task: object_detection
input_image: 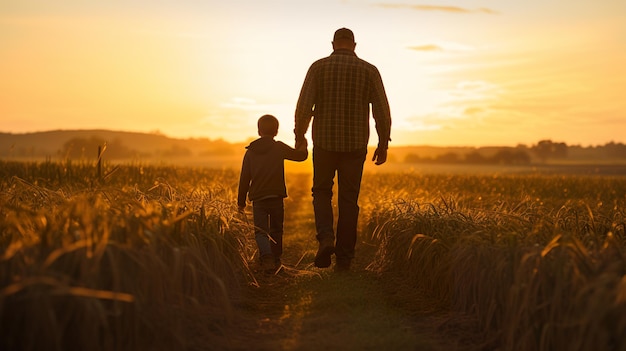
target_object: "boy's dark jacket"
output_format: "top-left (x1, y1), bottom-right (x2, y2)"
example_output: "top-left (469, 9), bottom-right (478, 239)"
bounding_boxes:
top-left (237, 137), bottom-right (307, 207)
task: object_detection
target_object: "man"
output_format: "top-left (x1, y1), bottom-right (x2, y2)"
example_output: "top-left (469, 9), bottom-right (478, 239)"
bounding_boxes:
top-left (294, 27), bottom-right (392, 271)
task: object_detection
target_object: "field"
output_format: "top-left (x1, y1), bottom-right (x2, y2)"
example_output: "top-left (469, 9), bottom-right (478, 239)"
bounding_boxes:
top-left (1, 159), bottom-right (625, 350)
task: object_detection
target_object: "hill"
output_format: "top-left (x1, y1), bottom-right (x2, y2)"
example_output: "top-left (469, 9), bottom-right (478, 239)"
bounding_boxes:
top-left (0, 129), bottom-right (246, 168)
top-left (1, 130), bottom-right (626, 172)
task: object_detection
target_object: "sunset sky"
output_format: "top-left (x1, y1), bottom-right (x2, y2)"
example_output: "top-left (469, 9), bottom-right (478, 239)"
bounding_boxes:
top-left (1, 0), bottom-right (625, 147)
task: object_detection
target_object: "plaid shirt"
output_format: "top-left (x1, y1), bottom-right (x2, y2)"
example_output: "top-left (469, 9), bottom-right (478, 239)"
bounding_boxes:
top-left (294, 49), bottom-right (391, 152)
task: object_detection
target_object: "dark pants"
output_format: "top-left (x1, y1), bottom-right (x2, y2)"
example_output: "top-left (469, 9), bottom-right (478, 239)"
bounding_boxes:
top-left (312, 146), bottom-right (367, 261)
top-left (252, 197), bottom-right (284, 259)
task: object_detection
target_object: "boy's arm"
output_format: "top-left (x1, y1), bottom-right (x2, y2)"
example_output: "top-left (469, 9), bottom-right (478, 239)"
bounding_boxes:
top-left (280, 141), bottom-right (308, 162)
top-left (237, 153), bottom-right (251, 210)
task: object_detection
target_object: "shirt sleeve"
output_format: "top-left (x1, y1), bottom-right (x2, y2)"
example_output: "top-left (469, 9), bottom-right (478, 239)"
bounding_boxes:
top-left (370, 67), bottom-right (392, 148)
top-left (294, 64), bottom-right (316, 138)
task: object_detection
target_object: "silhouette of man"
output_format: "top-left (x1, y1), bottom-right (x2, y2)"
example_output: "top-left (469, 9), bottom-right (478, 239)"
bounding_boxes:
top-left (294, 27), bottom-right (392, 271)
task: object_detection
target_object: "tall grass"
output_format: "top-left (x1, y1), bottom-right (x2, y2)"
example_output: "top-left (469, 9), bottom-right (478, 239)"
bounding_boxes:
top-left (364, 172), bottom-right (626, 350)
top-left (4, 160), bottom-right (626, 350)
top-left (0, 160), bottom-right (254, 351)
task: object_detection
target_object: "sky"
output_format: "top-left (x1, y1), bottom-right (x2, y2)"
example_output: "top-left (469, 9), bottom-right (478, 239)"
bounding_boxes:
top-left (1, 0), bottom-right (625, 147)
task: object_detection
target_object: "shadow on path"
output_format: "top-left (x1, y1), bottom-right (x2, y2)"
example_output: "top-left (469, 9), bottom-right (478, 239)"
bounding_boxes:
top-left (226, 174), bottom-right (474, 350)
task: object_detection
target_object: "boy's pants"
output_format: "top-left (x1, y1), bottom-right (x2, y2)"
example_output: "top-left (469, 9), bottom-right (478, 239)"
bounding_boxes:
top-left (252, 197), bottom-right (284, 259)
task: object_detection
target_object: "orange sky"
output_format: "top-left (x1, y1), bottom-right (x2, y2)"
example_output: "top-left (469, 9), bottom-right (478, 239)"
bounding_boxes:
top-left (1, 0), bottom-right (625, 147)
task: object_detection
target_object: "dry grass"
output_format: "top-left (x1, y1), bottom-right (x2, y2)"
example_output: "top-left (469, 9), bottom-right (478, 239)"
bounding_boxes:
top-left (0, 161), bottom-right (254, 351)
top-left (364, 172), bottom-right (626, 350)
top-left (3, 160), bottom-right (626, 350)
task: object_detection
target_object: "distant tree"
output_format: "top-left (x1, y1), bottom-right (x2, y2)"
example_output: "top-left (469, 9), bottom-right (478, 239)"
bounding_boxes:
top-left (491, 149), bottom-right (510, 164)
top-left (553, 142), bottom-right (568, 158)
top-left (491, 149), bottom-right (531, 165)
top-left (465, 151), bottom-right (487, 164)
top-left (200, 145), bottom-right (236, 156)
top-left (603, 142), bottom-right (626, 159)
top-left (161, 144), bottom-right (192, 158)
top-left (532, 140), bottom-right (552, 162)
top-left (532, 140), bottom-right (568, 162)
top-left (435, 152), bottom-right (459, 163)
top-left (513, 150), bottom-right (531, 164)
top-left (404, 153), bottom-right (423, 163)
top-left (61, 136), bottom-right (133, 159)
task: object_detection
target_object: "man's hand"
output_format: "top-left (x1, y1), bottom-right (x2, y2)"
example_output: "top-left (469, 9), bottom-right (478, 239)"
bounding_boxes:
top-left (372, 147), bottom-right (387, 165)
top-left (295, 135), bottom-right (308, 150)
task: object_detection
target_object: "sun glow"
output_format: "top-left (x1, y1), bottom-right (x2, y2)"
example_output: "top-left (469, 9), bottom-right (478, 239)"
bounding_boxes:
top-left (1, 0), bottom-right (625, 147)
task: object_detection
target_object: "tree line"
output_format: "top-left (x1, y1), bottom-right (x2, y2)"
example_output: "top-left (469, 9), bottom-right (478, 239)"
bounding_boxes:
top-left (404, 140), bottom-right (626, 165)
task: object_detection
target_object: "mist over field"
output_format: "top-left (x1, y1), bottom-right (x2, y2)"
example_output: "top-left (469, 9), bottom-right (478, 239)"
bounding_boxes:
top-left (2, 130), bottom-right (626, 176)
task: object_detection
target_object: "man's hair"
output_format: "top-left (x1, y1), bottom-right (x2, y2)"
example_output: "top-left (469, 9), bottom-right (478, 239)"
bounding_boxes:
top-left (333, 27), bottom-right (354, 43)
top-left (258, 114), bottom-right (279, 136)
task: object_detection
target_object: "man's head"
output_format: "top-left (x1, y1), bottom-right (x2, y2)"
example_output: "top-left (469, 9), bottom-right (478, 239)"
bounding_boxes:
top-left (258, 114), bottom-right (279, 137)
top-left (332, 27), bottom-right (356, 51)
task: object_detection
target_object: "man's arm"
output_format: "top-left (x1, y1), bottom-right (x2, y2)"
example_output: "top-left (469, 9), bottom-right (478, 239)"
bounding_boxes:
top-left (371, 68), bottom-right (392, 165)
top-left (294, 65), bottom-right (316, 148)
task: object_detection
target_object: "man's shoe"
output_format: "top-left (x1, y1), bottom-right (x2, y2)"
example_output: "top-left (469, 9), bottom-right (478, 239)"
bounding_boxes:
top-left (335, 258), bottom-right (351, 272)
top-left (314, 238), bottom-right (335, 268)
top-left (261, 255), bottom-right (276, 274)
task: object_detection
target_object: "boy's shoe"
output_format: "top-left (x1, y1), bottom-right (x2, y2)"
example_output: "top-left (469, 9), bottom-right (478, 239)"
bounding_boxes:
top-left (314, 238), bottom-right (335, 268)
top-left (261, 255), bottom-right (276, 274)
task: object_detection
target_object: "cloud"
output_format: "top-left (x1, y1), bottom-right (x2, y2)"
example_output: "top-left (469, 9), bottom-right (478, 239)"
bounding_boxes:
top-left (408, 44), bottom-right (443, 52)
top-left (464, 107), bottom-right (484, 116)
top-left (407, 42), bottom-right (474, 53)
top-left (375, 3), bottom-right (498, 14)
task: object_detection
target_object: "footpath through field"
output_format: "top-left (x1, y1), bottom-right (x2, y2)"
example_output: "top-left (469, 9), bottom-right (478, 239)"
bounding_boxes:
top-left (227, 174), bottom-right (473, 351)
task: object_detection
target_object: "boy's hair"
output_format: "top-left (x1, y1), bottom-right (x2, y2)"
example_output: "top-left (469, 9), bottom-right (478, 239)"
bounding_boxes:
top-left (258, 114), bottom-right (279, 136)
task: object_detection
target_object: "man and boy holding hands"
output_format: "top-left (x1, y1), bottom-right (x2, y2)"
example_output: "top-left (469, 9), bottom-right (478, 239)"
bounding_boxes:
top-left (238, 28), bottom-right (391, 274)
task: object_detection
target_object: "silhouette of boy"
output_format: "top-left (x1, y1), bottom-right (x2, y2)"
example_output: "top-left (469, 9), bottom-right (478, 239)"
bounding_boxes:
top-left (238, 114), bottom-right (308, 273)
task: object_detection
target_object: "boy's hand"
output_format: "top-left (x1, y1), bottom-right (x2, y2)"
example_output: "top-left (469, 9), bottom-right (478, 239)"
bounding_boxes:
top-left (295, 137), bottom-right (308, 150)
top-left (296, 138), bottom-right (309, 150)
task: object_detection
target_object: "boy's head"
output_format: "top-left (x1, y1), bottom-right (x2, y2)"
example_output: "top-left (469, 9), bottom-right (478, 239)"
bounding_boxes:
top-left (258, 114), bottom-right (279, 137)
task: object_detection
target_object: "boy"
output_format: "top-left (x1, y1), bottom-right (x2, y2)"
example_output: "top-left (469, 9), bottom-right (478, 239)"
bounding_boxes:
top-left (237, 114), bottom-right (308, 273)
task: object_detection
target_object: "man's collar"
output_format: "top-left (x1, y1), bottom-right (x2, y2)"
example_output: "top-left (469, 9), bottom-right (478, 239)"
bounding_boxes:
top-left (331, 49), bottom-right (357, 56)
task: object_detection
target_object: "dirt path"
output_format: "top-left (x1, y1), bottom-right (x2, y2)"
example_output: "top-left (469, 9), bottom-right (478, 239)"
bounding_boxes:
top-left (227, 174), bottom-right (473, 351)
